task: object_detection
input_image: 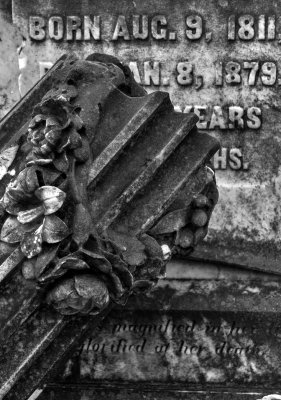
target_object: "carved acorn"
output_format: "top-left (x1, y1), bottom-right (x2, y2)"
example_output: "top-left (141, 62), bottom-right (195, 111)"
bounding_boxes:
top-left (149, 165), bottom-right (219, 256)
top-left (46, 274), bottom-right (110, 315)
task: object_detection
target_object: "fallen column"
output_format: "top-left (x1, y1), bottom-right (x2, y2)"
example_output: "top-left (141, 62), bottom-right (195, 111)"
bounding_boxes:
top-left (0, 53), bottom-right (219, 400)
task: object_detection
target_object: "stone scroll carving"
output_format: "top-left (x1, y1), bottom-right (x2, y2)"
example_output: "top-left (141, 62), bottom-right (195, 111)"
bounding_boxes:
top-left (0, 53), bottom-right (219, 316)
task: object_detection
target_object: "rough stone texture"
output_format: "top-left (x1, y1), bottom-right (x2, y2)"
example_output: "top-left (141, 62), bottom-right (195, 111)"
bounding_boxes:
top-left (8, 0), bottom-right (281, 273)
top-left (31, 275), bottom-right (281, 399)
top-left (34, 386), bottom-right (280, 400)
top-left (0, 5), bottom-right (20, 118)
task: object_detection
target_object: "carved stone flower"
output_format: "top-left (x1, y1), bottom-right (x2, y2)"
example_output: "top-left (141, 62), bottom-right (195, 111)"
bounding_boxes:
top-left (41, 241), bottom-right (132, 314)
top-left (46, 274), bottom-right (110, 315)
top-left (39, 239), bottom-right (134, 304)
top-left (26, 94), bottom-right (89, 173)
top-left (0, 173), bottom-right (69, 258)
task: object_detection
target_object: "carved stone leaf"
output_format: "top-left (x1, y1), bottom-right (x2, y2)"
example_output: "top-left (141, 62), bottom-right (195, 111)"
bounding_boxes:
top-left (149, 208), bottom-right (190, 234)
top-left (34, 243), bottom-right (60, 278)
top-left (17, 205), bottom-right (45, 224)
top-left (139, 233), bottom-right (164, 259)
top-left (42, 215), bottom-right (69, 244)
top-left (72, 204), bottom-right (92, 246)
top-left (107, 229), bottom-right (146, 267)
top-left (21, 225), bottom-right (43, 259)
top-left (0, 216), bottom-right (24, 243)
top-left (0, 145), bottom-right (19, 181)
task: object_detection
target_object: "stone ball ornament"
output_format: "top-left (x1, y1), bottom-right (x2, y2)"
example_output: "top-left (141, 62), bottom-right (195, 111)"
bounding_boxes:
top-left (0, 53), bottom-right (220, 316)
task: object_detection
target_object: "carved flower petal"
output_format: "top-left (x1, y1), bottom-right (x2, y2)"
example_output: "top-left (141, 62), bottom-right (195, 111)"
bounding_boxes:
top-left (27, 159), bottom-right (53, 167)
top-left (110, 272), bottom-right (125, 299)
top-left (0, 192), bottom-right (24, 215)
top-left (35, 186), bottom-right (66, 215)
top-left (28, 114), bottom-right (45, 129)
top-left (0, 216), bottom-right (24, 243)
top-left (68, 129), bottom-right (82, 150)
top-left (38, 263), bottom-right (67, 284)
top-left (18, 167), bottom-right (39, 194)
top-left (45, 117), bottom-right (60, 128)
top-left (6, 186), bottom-right (27, 202)
top-left (71, 113), bottom-right (83, 131)
top-left (102, 250), bottom-right (133, 289)
top-left (38, 254), bottom-right (84, 284)
top-left (17, 205), bottom-right (45, 224)
top-left (57, 137), bottom-right (71, 153)
top-left (74, 275), bottom-right (110, 311)
top-left (21, 219), bottom-right (42, 233)
top-left (59, 256), bottom-right (90, 270)
top-left (66, 297), bottom-right (89, 310)
top-left (56, 306), bottom-right (80, 315)
top-left (79, 248), bottom-right (112, 274)
top-left (45, 128), bottom-right (61, 146)
top-left (21, 225), bottom-right (43, 259)
top-left (82, 299), bottom-right (98, 315)
top-left (42, 215), bottom-right (69, 243)
top-left (53, 152), bottom-right (69, 173)
top-left (35, 186), bottom-right (66, 201)
top-left (46, 278), bottom-right (76, 303)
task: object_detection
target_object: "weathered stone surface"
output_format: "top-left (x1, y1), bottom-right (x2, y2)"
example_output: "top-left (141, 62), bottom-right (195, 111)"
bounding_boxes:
top-left (32, 386), bottom-right (280, 400)
top-left (0, 7), bottom-right (20, 118)
top-left (9, 0), bottom-right (281, 274)
top-left (28, 274), bottom-right (281, 399)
